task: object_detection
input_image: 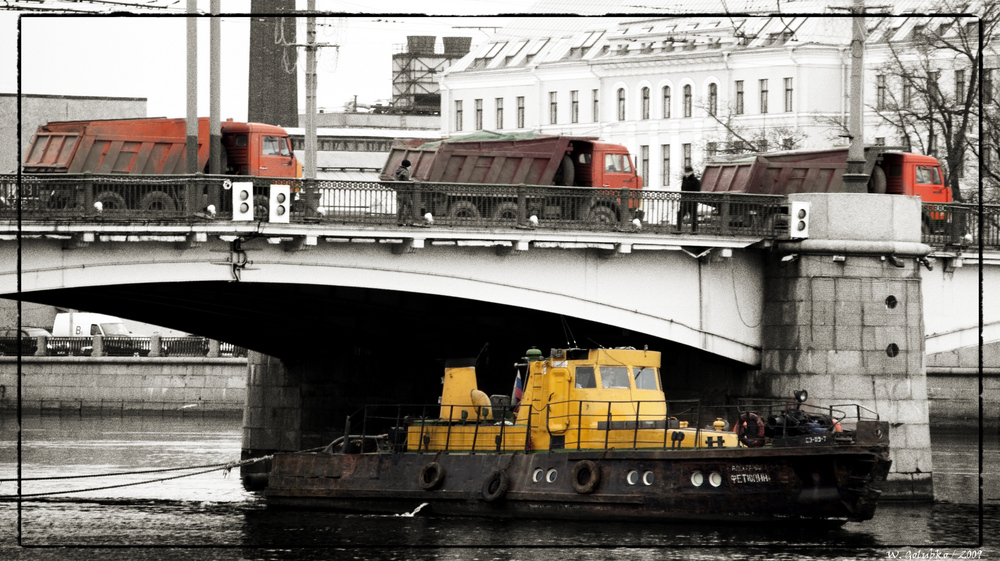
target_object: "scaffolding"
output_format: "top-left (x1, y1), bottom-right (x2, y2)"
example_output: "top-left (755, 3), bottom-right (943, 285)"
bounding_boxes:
top-left (390, 36), bottom-right (472, 115)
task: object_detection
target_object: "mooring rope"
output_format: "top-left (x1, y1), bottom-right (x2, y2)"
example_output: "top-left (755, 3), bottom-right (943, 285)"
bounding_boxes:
top-left (0, 453), bottom-right (277, 500)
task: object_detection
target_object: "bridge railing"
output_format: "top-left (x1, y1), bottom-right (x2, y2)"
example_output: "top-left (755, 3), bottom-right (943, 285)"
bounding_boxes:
top-left (921, 202), bottom-right (1000, 250)
top-left (0, 174), bottom-right (789, 237)
top-left (0, 335), bottom-right (247, 358)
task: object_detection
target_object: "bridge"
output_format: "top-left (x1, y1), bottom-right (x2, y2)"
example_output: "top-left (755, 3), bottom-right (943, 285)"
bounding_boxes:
top-left (2, 173), bottom-right (998, 500)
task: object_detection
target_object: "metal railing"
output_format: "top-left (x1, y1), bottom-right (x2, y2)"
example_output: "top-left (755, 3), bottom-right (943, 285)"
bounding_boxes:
top-left (0, 335), bottom-right (246, 358)
top-left (921, 202), bottom-right (1000, 250)
top-left (0, 174), bottom-right (788, 237)
top-left (324, 397), bottom-right (878, 455)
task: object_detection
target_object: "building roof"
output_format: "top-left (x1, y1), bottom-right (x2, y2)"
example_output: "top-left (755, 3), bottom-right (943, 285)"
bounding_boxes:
top-left (446, 0), bottom-right (981, 75)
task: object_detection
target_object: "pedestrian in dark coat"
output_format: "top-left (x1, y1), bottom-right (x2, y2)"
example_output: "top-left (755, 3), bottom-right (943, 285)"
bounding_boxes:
top-left (395, 159), bottom-right (415, 225)
top-left (677, 165), bottom-right (701, 232)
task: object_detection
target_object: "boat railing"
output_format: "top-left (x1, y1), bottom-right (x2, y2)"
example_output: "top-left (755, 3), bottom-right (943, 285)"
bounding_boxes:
top-left (321, 397), bottom-right (878, 455)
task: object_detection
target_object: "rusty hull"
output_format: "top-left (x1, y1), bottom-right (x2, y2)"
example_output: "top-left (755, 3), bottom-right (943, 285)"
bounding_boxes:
top-left (266, 441), bottom-right (891, 523)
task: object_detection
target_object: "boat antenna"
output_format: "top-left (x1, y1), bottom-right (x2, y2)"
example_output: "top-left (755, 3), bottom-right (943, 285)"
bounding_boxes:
top-left (476, 342), bottom-right (489, 365)
top-left (560, 315), bottom-right (578, 348)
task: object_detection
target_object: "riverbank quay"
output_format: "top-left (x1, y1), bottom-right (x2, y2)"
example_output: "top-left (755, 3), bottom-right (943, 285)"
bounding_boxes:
top-left (0, 356), bottom-right (994, 428)
top-left (0, 356), bottom-right (246, 414)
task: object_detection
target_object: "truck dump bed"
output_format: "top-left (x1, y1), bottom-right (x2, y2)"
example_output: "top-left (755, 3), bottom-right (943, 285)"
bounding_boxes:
top-left (380, 133), bottom-right (587, 186)
top-left (22, 118), bottom-right (215, 175)
top-left (701, 147), bottom-right (885, 195)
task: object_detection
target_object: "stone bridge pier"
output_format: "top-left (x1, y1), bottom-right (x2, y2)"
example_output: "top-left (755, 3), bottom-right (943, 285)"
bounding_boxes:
top-left (752, 193), bottom-right (933, 499)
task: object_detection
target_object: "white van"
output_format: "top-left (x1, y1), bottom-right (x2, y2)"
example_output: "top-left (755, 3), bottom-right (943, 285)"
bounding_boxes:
top-left (52, 312), bottom-right (132, 337)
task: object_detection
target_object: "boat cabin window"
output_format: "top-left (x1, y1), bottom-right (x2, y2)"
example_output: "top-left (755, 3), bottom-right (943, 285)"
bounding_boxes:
top-left (599, 366), bottom-right (630, 389)
top-left (575, 366), bottom-right (596, 388)
top-left (633, 366), bottom-right (660, 390)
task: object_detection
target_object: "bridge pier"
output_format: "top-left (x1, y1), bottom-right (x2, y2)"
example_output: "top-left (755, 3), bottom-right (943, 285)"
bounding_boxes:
top-left (755, 193), bottom-right (933, 499)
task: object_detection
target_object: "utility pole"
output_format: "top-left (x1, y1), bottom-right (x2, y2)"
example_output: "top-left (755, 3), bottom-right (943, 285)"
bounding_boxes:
top-left (210, 0), bottom-right (221, 174)
top-left (305, 0), bottom-right (317, 182)
top-left (842, 0), bottom-right (869, 192)
top-left (186, 0), bottom-right (198, 175)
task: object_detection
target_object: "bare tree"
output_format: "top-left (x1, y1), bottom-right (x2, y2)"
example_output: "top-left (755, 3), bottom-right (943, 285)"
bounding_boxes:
top-left (700, 102), bottom-right (808, 160)
top-left (868, 3), bottom-right (999, 202)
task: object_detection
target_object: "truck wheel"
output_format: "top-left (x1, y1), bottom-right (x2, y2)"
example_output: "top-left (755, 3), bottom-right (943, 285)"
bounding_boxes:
top-left (491, 202), bottom-right (519, 221)
top-left (555, 155), bottom-right (575, 186)
top-left (448, 200), bottom-right (481, 220)
top-left (95, 191), bottom-right (127, 212)
top-left (586, 204), bottom-right (617, 224)
top-left (868, 166), bottom-right (887, 194)
top-left (139, 191), bottom-right (176, 213)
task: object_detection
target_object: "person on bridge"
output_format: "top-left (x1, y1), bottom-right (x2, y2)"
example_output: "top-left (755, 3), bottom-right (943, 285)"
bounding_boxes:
top-left (677, 165), bottom-right (701, 233)
top-left (395, 159), bottom-right (416, 226)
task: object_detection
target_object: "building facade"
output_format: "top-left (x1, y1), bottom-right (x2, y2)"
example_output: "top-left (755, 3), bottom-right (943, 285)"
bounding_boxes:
top-left (439, 6), bottom-right (983, 196)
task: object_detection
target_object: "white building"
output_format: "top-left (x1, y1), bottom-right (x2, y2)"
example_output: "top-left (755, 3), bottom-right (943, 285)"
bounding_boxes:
top-left (439, 1), bottom-right (983, 195)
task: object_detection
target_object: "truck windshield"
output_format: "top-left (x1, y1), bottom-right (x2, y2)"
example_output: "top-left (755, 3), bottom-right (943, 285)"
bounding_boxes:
top-left (916, 166), bottom-right (942, 185)
top-left (100, 323), bottom-right (131, 336)
top-left (604, 154), bottom-right (632, 173)
top-left (263, 136), bottom-right (291, 157)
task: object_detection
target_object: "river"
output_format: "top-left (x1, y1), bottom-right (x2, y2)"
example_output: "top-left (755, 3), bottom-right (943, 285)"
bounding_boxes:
top-left (0, 413), bottom-right (997, 560)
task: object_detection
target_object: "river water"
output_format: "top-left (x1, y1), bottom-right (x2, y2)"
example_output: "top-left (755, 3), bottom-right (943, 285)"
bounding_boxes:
top-left (0, 413), bottom-right (997, 560)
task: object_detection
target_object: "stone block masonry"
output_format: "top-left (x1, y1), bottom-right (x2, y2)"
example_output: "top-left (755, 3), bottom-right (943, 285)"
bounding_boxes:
top-left (0, 356), bottom-right (247, 414)
top-left (758, 193), bottom-right (934, 500)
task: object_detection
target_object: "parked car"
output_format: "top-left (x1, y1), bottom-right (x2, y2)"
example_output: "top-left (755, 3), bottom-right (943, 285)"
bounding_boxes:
top-left (0, 326), bottom-right (52, 355)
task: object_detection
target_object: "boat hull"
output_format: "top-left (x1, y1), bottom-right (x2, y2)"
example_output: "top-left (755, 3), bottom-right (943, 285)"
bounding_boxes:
top-left (266, 444), bottom-right (891, 523)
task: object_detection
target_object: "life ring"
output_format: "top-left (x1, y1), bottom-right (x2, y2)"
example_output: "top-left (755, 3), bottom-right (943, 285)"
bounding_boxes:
top-left (735, 412), bottom-right (765, 447)
top-left (571, 460), bottom-right (601, 494)
top-left (481, 470), bottom-right (509, 502)
top-left (418, 462), bottom-right (445, 490)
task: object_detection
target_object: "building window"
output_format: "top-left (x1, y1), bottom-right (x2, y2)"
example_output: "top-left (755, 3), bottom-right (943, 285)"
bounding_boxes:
top-left (782, 137), bottom-right (794, 150)
top-left (707, 142), bottom-right (717, 158)
top-left (661, 144), bottom-right (670, 187)
top-left (475, 98), bottom-right (483, 130)
top-left (517, 96), bottom-right (525, 128)
top-left (784, 77), bottom-right (793, 112)
top-left (955, 69), bottom-right (965, 102)
top-left (641, 87), bottom-right (650, 119)
top-left (682, 143), bottom-right (692, 170)
top-left (986, 69), bottom-right (995, 104)
top-left (757, 139), bottom-right (768, 152)
top-left (683, 85), bottom-right (692, 117)
top-left (662, 86), bottom-right (671, 118)
top-left (708, 83), bottom-right (717, 116)
top-left (496, 97), bottom-right (504, 129)
top-left (571, 90), bottom-right (579, 123)
top-left (876, 75), bottom-right (886, 110)
top-left (759, 79), bottom-right (768, 114)
top-left (455, 100), bottom-right (463, 131)
top-left (617, 88), bottom-right (626, 121)
top-left (903, 82), bottom-right (913, 108)
top-left (875, 137), bottom-right (885, 146)
top-left (928, 71), bottom-right (940, 98)
top-left (735, 80), bottom-right (744, 115)
top-left (549, 91), bottom-right (558, 125)
top-left (640, 145), bottom-right (649, 184)
top-left (593, 89), bottom-right (600, 122)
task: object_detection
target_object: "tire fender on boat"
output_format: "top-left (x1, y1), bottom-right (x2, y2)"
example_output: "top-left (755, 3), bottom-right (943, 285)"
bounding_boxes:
top-left (735, 412), bottom-right (765, 447)
top-left (419, 462), bottom-right (445, 490)
top-left (482, 470), bottom-right (509, 502)
top-left (570, 460), bottom-right (601, 494)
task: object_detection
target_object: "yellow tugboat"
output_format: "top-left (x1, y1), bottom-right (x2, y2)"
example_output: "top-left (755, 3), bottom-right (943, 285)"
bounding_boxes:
top-left (266, 347), bottom-right (891, 523)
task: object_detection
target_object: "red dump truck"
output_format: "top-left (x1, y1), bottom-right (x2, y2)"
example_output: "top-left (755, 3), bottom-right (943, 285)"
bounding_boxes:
top-left (700, 147), bottom-right (951, 230)
top-left (379, 132), bottom-right (643, 223)
top-left (21, 117), bottom-right (300, 213)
